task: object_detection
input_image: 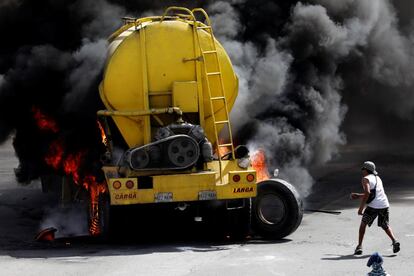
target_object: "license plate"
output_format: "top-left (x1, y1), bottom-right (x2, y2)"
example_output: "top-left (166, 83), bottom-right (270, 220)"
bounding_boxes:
top-left (198, 191), bottom-right (217, 201)
top-left (154, 192), bottom-right (173, 203)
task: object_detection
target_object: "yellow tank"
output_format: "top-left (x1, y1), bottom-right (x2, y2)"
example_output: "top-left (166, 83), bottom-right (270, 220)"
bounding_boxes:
top-left (99, 7), bottom-right (238, 148)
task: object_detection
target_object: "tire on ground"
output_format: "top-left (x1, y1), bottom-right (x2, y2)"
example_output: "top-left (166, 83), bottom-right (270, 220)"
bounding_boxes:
top-left (252, 179), bottom-right (303, 239)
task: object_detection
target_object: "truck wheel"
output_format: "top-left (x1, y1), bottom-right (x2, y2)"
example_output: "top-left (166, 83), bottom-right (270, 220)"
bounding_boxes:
top-left (88, 192), bottom-right (111, 240)
top-left (252, 179), bottom-right (303, 239)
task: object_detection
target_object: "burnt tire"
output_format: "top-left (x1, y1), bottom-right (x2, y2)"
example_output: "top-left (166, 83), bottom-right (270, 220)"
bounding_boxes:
top-left (252, 179), bottom-right (303, 239)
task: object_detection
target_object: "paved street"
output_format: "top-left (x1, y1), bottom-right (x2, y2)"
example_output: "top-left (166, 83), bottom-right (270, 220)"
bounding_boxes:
top-left (0, 138), bottom-right (413, 275)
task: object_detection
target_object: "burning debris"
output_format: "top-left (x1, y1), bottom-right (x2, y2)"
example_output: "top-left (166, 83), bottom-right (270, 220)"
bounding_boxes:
top-left (35, 227), bottom-right (57, 242)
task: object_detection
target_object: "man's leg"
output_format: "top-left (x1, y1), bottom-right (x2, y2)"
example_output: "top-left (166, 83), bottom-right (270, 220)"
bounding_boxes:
top-left (358, 221), bottom-right (367, 246)
top-left (385, 226), bottom-right (400, 253)
top-left (379, 208), bottom-right (400, 253)
top-left (383, 226), bottom-right (396, 243)
top-left (379, 208), bottom-right (396, 242)
top-left (356, 207), bottom-right (375, 254)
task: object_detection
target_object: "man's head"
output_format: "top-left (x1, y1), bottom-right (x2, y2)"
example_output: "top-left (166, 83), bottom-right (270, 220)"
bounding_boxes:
top-left (362, 161), bottom-right (378, 176)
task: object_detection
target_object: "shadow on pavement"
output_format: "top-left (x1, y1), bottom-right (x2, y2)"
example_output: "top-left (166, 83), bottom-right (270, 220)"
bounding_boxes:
top-left (3, 240), bottom-right (232, 259)
top-left (2, 236), bottom-right (292, 259)
top-left (246, 238), bottom-right (292, 245)
top-left (382, 254), bottom-right (398, 258)
top-left (322, 253), bottom-right (398, 261)
top-left (321, 254), bottom-right (370, 261)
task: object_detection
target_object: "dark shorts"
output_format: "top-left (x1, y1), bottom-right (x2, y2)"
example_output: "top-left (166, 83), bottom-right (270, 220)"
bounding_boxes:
top-left (362, 207), bottom-right (389, 229)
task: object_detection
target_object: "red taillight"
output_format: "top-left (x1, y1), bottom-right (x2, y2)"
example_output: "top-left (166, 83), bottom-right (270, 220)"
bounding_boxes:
top-left (233, 175), bottom-right (241, 182)
top-left (126, 180), bottom-right (134, 189)
top-left (246, 174), bottom-right (255, 182)
top-left (113, 181), bottom-right (121, 190)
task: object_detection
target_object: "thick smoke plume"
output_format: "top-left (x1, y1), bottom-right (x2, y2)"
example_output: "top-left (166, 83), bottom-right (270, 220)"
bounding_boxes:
top-left (1, 0), bottom-right (414, 198)
top-left (0, 1), bottom-right (124, 183)
top-left (209, 0), bottom-right (414, 196)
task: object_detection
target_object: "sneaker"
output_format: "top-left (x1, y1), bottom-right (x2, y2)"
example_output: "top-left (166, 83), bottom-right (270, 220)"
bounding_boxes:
top-left (393, 241), bottom-right (400, 253)
top-left (354, 245), bottom-right (363, 255)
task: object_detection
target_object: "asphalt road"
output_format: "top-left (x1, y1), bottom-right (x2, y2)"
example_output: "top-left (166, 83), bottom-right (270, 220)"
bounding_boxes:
top-left (0, 138), bottom-right (413, 275)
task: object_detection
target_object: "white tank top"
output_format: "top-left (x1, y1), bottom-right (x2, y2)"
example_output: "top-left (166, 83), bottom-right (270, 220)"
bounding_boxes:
top-left (364, 174), bottom-right (389, 209)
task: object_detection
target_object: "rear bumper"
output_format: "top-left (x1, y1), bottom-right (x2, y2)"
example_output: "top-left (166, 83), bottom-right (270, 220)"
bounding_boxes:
top-left (106, 170), bottom-right (257, 205)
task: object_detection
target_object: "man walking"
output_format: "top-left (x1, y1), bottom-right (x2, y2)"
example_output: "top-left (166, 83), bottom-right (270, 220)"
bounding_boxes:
top-left (351, 161), bottom-right (400, 255)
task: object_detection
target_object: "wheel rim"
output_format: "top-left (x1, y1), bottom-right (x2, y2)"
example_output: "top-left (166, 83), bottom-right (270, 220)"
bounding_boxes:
top-left (258, 193), bottom-right (286, 225)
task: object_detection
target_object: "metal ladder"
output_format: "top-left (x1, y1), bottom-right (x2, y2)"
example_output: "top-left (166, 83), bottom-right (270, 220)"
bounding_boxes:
top-left (192, 9), bottom-right (236, 182)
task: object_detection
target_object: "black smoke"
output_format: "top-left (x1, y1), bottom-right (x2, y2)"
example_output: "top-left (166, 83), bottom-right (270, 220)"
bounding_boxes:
top-left (0, 0), bottom-right (205, 183)
top-left (0, 1), bottom-right (124, 183)
top-left (208, 0), bottom-right (414, 195)
top-left (1, 0), bottom-right (413, 197)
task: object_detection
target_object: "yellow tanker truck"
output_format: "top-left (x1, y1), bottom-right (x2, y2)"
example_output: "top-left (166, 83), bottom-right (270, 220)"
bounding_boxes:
top-left (76, 7), bottom-right (303, 239)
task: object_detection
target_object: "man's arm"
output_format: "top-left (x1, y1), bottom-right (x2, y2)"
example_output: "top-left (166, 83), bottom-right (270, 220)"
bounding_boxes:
top-left (350, 193), bottom-right (364, 199)
top-left (358, 178), bottom-right (370, 215)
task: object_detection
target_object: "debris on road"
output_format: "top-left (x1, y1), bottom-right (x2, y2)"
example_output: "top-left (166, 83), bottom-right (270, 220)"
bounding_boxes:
top-left (35, 227), bottom-right (57, 242)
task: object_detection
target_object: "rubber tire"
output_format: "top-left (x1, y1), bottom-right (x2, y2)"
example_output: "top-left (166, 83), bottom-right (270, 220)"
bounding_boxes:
top-left (252, 179), bottom-right (303, 239)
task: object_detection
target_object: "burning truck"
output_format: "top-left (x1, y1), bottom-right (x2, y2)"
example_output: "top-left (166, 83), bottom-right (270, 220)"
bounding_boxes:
top-left (39, 7), bottom-right (303, 240)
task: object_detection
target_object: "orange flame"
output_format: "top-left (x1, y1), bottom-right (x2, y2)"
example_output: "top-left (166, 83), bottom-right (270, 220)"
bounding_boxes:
top-left (45, 141), bottom-right (64, 170)
top-left (35, 107), bottom-right (108, 236)
top-left (32, 107), bottom-right (59, 133)
top-left (63, 151), bottom-right (84, 185)
top-left (86, 176), bottom-right (107, 236)
top-left (217, 139), bottom-right (231, 157)
top-left (218, 146), bottom-right (230, 157)
top-left (97, 121), bottom-right (108, 146)
top-left (251, 149), bottom-right (270, 182)
top-left (44, 139), bottom-right (107, 236)
top-left (45, 141), bottom-right (84, 185)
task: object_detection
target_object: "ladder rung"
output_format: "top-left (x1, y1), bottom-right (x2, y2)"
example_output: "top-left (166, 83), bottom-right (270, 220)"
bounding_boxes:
top-left (211, 96), bottom-right (225, 100)
top-left (218, 143), bottom-right (233, 147)
top-left (215, 120), bottom-right (229, 125)
top-left (197, 26), bottom-right (212, 29)
top-left (207, 72), bottom-right (221, 76)
top-left (203, 50), bottom-right (217, 54)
